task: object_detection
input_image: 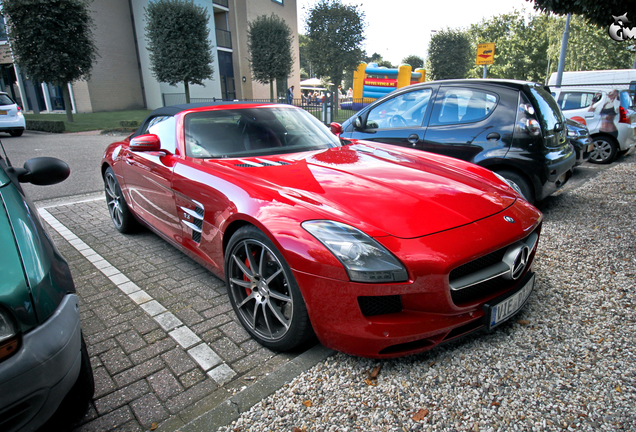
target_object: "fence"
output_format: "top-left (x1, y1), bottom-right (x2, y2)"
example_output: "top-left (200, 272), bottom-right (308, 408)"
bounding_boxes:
top-left (161, 93), bottom-right (368, 125)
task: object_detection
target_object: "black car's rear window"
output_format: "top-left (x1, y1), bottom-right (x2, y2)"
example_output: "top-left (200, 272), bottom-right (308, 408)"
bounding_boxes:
top-left (527, 86), bottom-right (564, 132)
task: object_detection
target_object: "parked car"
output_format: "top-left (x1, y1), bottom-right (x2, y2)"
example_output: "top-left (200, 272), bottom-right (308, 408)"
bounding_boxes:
top-left (0, 148), bottom-right (94, 431)
top-left (566, 118), bottom-right (593, 166)
top-left (0, 92), bottom-right (26, 137)
top-left (334, 79), bottom-right (576, 204)
top-left (550, 86), bottom-right (636, 164)
top-left (102, 102), bottom-right (543, 358)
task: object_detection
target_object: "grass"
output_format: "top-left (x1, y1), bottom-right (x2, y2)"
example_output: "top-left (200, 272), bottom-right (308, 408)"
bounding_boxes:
top-left (25, 109), bottom-right (152, 133)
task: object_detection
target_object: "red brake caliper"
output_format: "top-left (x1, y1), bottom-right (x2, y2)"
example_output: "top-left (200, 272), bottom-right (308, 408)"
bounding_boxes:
top-left (243, 256), bottom-right (253, 296)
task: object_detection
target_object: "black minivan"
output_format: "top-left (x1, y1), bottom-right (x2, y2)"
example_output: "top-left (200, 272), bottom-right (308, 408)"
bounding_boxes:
top-left (336, 79), bottom-right (576, 204)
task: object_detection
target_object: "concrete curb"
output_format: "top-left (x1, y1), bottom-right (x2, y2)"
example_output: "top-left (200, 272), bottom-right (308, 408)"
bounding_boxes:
top-left (177, 344), bottom-right (335, 432)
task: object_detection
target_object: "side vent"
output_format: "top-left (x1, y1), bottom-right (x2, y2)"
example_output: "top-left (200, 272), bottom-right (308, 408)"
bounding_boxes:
top-left (181, 200), bottom-right (204, 243)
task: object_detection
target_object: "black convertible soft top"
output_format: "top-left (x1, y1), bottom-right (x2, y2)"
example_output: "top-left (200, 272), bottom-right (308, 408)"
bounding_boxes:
top-left (133, 101), bottom-right (276, 137)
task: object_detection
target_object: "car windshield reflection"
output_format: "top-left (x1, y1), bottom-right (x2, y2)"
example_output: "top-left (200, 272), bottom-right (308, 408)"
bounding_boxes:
top-left (184, 107), bottom-right (341, 159)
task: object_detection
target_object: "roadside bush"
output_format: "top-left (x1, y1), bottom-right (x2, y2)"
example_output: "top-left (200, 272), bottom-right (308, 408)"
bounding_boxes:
top-left (120, 120), bottom-right (140, 128)
top-left (26, 120), bottom-right (66, 133)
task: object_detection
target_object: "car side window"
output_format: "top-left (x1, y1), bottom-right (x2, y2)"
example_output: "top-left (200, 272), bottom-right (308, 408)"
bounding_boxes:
top-left (365, 89), bottom-right (432, 129)
top-left (429, 88), bottom-right (498, 125)
top-left (148, 116), bottom-right (177, 153)
top-left (556, 92), bottom-right (596, 111)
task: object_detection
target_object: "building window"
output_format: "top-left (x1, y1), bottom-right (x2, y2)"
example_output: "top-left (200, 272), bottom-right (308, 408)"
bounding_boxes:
top-left (272, 0), bottom-right (283, 4)
top-left (0, 17), bottom-right (8, 42)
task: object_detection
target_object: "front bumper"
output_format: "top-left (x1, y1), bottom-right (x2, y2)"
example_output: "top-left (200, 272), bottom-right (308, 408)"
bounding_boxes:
top-left (0, 294), bottom-right (82, 432)
top-left (295, 199), bottom-right (542, 358)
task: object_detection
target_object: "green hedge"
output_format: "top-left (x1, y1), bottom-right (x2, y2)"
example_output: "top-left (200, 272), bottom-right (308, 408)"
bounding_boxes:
top-left (26, 120), bottom-right (66, 133)
top-left (120, 120), bottom-right (140, 128)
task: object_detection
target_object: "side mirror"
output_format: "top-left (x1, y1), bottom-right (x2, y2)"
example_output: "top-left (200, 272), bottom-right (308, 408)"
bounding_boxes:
top-left (17, 157), bottom-right (70, 185)
top-left (330, 122), bottom-right (342, 136)
top-left (354, 116), bottom-right (364, 130)
top-left (129, 134), bottom-right (161, 152)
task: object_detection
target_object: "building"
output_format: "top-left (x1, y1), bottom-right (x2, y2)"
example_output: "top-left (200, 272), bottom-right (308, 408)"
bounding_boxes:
top-left (0, 0), bottom-right (301, 113)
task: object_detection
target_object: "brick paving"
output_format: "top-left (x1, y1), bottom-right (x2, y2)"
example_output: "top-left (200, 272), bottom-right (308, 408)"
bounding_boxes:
top-left (40, 198), bottom-right (300, 431)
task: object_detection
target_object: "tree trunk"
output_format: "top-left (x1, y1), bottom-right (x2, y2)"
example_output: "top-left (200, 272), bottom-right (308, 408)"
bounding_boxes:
top-left (61, 83), bottom-right (73, 123)
top-left (269, 81), bottom-right (274, 103)
top-left (184, 80), bottom-right (190, 103)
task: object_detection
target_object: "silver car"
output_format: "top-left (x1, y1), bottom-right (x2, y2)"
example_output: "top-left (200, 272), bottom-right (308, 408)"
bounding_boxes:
top-left (0, 92), bottom-right (26, 137)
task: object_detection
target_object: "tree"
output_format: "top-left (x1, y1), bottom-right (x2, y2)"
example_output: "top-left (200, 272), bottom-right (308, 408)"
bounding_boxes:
top-left (529, 0), bottom-right (630, 28)
top-left (145, 0), bottom-right (214, 104)
top-left (546, 14), bottom-right (633, 72)
top-left (402, 55), bottom-right (424, 69)
top-left (467, 12), bottom-right (633, 84)
top-left (299, 34), bottom-right (311, 79)
top-left (247, 14), bottom-right (294, 102)
top-left (427, 29), bottom-right (472, 80)
top-left (306, 0), bottom-right (366, 91)
top-left (1, 0), bottom-right (97, 122)
top-left (468, 12), bottom-right (549, 83)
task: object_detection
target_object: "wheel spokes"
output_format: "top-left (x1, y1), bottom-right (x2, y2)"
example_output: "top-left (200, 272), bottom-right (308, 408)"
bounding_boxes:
top-left (266, 299), bottom-right (290, 329)
top-left (233, 253), bottom-right (254, 280)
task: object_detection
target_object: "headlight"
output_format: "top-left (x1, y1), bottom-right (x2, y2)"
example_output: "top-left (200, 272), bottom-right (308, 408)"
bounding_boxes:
top-left (493, 172), bottom-right (524, 197)
top-left (302, 220), bottom-right (408, 283)
top-left (567, 127), bottom-right (577, 138)
top-left (0, 308), bottom-right (19, 362)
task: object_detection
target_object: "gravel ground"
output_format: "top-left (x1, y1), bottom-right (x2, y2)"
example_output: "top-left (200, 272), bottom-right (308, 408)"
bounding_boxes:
top-left (217, 161), bottom-right (636, 432)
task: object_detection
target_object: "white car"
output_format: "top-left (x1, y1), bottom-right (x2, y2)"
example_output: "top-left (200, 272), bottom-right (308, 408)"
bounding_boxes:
top-left (551, 87), bottom-right (636, 164)
top-left (0, 92), bottom-right (25, 137)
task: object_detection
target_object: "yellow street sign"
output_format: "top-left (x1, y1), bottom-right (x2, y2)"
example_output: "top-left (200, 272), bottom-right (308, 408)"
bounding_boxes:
top-left (476, 43), bottom-right (495, 65)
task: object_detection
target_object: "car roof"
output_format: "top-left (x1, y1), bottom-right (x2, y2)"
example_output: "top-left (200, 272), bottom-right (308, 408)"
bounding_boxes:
top-left (413, 78), bottom-right (539, 89)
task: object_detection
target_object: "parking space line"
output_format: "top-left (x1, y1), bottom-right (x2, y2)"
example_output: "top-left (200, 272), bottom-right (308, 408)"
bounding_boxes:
top-left (38, 207), bottom-right (237, 385)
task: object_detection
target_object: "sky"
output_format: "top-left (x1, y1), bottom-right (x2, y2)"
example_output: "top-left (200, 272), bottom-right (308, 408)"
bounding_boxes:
top-left (296, 0), bottom-right (536, 66)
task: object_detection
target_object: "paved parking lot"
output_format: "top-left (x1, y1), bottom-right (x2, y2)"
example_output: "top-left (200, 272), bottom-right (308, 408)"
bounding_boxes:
top-left (36, 195), bottom-right (328, 431)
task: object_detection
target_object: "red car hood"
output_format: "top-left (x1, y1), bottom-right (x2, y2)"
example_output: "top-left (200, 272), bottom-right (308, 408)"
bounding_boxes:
top-left (211, 143), bottom-right (517, 239)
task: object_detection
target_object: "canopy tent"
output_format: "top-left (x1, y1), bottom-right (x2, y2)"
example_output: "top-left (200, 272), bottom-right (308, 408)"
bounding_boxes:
top-left (300, 78), bottom-right (333, 88)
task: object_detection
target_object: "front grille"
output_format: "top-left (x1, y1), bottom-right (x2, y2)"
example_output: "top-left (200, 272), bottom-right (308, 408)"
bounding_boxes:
top-left (451, 276), bottom-right (510, 305)
top-left (449, 247), bottom-right (507, 281)
top-left (358, 295), bottom-right (402, 316)
top-left (448, 230), bottom-right (538, 306)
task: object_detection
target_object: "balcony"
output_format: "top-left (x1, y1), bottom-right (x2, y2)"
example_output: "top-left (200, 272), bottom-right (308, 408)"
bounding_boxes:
top-left (216, 28), bottom-right (232, 49)
top-left (213, 0), bottom-right (228, 8)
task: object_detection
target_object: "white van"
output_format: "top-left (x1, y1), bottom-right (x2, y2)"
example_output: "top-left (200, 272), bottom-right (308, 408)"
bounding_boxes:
top-left (549, 71), bottom-right (636, 163)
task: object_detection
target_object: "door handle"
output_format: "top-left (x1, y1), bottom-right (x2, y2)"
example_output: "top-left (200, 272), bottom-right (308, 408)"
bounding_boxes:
top-left (407, 134), bottom-right (419, 145)
top-left (585, 114), bottom-right (594, 118)
top-left (486, 132), bottom-right (501, 141)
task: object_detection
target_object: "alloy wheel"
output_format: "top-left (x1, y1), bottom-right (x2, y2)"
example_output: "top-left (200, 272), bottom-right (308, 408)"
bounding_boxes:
top-left (105, 171), bottom-right (124, 229)
top-left (227, 239), bottom-right (293, 342)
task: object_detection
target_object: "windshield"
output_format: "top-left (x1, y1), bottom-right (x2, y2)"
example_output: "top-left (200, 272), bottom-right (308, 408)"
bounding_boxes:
top-left (184, 106), bottom-right (340, 159)
top-left (528, 85), bottom-right (565, 132)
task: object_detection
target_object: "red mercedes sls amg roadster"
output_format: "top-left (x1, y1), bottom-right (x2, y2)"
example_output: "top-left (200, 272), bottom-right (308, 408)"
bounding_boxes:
top-left (101, 102), bottom-right (542, 358)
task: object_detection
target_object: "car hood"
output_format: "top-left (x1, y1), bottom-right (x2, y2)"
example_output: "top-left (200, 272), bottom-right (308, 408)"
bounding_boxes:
top-left (212, 143), bottom-right (517, 238)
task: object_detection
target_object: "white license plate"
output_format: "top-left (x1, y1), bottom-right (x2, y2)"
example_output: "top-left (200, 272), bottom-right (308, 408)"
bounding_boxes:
top-left (488, 274), bottom-right (534, 328)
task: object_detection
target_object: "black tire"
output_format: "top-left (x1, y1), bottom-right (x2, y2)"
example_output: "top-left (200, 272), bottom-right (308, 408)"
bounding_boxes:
top-left (589, 136), bottom-right (618, 164)
top-left (104, 166), bottom-right (140, 233)
top-left (496, 169), bottom-right (535, 205)
top-left (225, 225), bottom-right (314, 351)
top-left (10, 129), bottom-right (23, 137)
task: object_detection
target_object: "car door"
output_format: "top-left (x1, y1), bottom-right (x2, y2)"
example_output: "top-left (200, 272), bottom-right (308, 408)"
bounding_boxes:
top-left (422, 85), bottom-right (516, 164)
top-left (121, 116), bottom-right (182, 243)
top-left (554, 90), bottom-right (603, 133)
top-left (340, 87), bottom-right (435, 149)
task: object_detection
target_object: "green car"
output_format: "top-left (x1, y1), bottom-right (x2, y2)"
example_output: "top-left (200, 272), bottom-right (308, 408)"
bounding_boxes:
top-left (0, 147), bottom-right (93, 431)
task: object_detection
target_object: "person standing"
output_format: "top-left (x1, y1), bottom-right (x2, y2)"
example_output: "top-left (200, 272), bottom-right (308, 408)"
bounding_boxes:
top-left (287, 85), bottom-right (294, 104)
